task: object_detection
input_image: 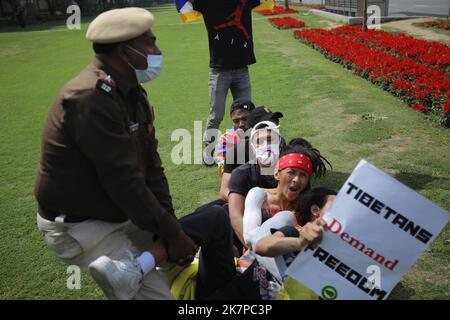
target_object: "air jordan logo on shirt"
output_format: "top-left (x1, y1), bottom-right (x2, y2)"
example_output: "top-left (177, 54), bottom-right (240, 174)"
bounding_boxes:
top-left (213, 0), bottom-right (250, 40)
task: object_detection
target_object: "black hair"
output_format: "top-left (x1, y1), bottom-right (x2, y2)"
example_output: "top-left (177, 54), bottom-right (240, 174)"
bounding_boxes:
top-left (288, 138), bottom-right (313, 149)
top-left (279, 144), bottom-right (332, 178)
top-left (294, 187), bottom-right (337, 225)
top-left (93, 42), bottom-right (119, 55)
top-left (279, 137), bottom-right (287, 153)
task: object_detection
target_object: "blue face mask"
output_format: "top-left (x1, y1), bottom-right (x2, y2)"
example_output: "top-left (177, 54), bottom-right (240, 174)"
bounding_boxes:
top-left (126, 45), bottom-right (162, 83)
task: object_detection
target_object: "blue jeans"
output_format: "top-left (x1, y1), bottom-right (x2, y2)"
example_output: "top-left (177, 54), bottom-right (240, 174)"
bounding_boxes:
top-left (204, 67), bottom-right (252, 145)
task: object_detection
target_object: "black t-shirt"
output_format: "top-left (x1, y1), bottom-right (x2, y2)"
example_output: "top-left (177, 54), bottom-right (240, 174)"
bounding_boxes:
top-left (228, 163), bottom-right (277, 197)
top-left (193, 0), bottom-right (260, 69)
top-left (223, 139), bottom-right (255, 174)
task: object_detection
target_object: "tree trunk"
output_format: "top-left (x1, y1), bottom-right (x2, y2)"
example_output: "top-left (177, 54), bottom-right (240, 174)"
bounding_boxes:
top-left (362, 0), bottom-right (368, 32)
top-left (35, 0), bottom-right (42, 20)
top-left (101, 0), bottom-right (107, 11)
top-left (46, 0), bottom-right (56, 16)
top-left (6, 0), bottom-right (18, 22)
top-left (0, 0), bottom-right (4, 17)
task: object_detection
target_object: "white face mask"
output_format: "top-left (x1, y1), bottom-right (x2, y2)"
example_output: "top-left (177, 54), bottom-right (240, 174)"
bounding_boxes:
top-left (127, 45), bottom-right (162, 83)
top-left (254, 144), bottom-right (279, 166)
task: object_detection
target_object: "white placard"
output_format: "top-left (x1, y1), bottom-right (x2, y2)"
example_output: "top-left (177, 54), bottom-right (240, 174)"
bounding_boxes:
top-left (285, 160), bottom-right (450, 300)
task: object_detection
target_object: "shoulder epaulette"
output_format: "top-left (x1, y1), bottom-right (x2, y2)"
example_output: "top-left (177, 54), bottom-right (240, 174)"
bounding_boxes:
top-left (95, 70), bottom-right (116, 94)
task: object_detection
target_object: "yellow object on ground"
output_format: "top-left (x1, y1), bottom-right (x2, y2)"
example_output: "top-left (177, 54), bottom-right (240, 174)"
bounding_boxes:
top-left (170, 259), bottom-right (316, 300)
top-left (170, 259), bottom-right (199, 300)
top-left (170, 258), bottom-right (238, 300)
top-left (276, 276), bottom-right (318, 300)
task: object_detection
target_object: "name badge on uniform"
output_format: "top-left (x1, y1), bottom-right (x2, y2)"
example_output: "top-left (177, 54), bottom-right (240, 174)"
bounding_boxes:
top-left (129, 121), bottom-right (139, 133)
top-left (100, 83), bottom-right (112, 93)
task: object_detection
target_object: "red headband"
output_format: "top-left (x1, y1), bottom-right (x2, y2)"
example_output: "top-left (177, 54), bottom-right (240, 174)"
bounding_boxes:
top-left (277, 153), bottom-right (313, 176)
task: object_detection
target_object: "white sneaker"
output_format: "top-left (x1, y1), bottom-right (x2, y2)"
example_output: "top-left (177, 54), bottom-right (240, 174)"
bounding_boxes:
top-left (88, 251), bottom-right (143, 300)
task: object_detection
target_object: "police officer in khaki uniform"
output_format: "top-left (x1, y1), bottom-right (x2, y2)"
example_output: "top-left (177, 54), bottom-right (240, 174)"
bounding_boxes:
top-left (35, 8), bottom-right (199, 300)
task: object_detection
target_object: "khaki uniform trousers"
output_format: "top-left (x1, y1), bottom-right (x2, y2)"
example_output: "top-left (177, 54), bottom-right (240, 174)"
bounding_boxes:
top-left (36, 213), bottom-right (174, 300)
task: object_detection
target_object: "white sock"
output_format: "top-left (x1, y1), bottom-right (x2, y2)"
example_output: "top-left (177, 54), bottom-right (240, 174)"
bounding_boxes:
top-left (136, 251), bottom-right (155, 275)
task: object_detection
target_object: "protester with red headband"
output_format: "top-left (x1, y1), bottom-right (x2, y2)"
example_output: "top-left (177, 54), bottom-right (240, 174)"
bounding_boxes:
top-left (243, 145), bottom-right (330, 249)
top-left (199, 145), bottom-right (332, 299)
top-left (152, 145), bottom-right (331, 300)
top-left (233, 145), bottom-right (329, 298)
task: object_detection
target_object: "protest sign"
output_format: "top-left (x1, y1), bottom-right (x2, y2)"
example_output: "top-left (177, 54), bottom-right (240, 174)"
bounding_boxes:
top-left (286, 160), bottom-right (450, 300)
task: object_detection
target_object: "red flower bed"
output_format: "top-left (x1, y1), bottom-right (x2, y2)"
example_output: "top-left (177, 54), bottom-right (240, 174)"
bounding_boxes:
top-left (293, 28), bottom-right (450, 126)
top-left (257, 5), bottom-right (299, 16)
top-left (416, 20), bottom-right (450, 31)
top-left (269, 17), bottom-right (305, 29)
top-left (331, 26), bottom-right (450, 69)
top-left (443, 101), bottom-right (450, 115)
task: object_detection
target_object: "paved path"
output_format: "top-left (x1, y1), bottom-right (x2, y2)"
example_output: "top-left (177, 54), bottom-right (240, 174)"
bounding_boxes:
top-left (381, 17), bottom-right (450, 43)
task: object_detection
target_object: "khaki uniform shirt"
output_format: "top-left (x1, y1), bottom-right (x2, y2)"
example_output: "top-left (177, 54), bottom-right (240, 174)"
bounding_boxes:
top-left (35, 57), bottom-right (181, 240)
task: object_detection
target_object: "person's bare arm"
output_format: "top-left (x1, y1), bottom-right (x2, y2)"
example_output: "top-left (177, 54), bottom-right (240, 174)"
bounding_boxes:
top-left (255, 218), bottom-right (327, 257)
top-left (219, 173), bottom-right (231, 202)
top-left (149, 239), bottom-right (168, 266)
top-left (243, 187), bottom-right (266, 247)
top-left (166, 230), bottom-right (198, 266)
top-left (228, 192), bottom-right (246, 245)
top-left (255, 232), bottom-right (304, 257)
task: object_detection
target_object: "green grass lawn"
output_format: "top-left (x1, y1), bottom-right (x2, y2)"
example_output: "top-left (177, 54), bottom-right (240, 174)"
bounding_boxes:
top-left (0, 5), bottom-right (449, 299)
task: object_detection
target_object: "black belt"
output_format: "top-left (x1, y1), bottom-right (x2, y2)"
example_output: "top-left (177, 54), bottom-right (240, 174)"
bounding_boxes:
top-left (38, 205), bottom-right (90, 223)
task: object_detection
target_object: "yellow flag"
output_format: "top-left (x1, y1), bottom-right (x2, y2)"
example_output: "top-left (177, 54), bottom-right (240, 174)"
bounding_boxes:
top-left (179, 0), bottom-right (275, 23)
top-left (253, 0), bottom-right (275, 12)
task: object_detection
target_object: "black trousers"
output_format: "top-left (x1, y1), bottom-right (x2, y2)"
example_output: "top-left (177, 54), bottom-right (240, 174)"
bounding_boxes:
top-left (192, 199), bottom-right (245, 256)
top-left (207, 261), bottom-right (261, 300)
top-left (178, 203), bottom-right (236, 300)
